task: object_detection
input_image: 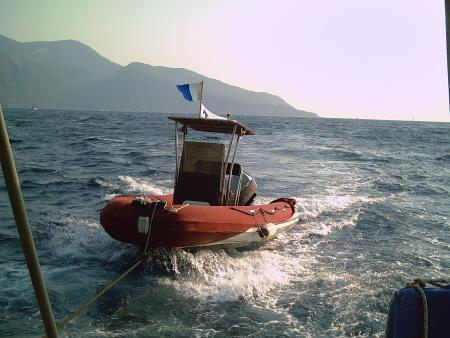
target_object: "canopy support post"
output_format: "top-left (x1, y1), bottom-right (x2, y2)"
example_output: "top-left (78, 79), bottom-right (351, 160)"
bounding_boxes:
top-left (0, 106), bottom-right (58, 338)
top-left (174, 121), bottom-right (179, 189)
top-left (222, 124), bottom-right (237, 205)
top-left (225, 134), bottom-right (241, 205)
top-left (198, 81), bottom-right (204, 118)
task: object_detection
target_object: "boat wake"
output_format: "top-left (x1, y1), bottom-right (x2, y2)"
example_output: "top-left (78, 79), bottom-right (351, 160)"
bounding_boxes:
top-left (42, 176), bottom-right (396, 322)
top-left (149, 248), bottom-right (291, 304)
top-left (296, 194), bottom-right (388, 221)
top-left (82, 177), bottom-right (392, 308)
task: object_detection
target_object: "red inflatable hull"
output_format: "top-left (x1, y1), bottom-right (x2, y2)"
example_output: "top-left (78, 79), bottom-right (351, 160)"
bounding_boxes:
top-left (100, 194), bottom-right (298, 249)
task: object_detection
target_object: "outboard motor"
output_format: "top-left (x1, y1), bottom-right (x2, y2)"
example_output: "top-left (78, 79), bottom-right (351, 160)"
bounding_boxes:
top-left (230, 171), bottom-right (257, 206)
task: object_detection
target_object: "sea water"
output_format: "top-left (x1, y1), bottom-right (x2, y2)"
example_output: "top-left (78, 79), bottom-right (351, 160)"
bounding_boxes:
top-left (0, 109), bottom-right (449, 337)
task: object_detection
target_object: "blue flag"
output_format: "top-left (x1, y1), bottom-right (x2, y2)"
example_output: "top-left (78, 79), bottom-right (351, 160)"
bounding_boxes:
top-left (176, 82), bottom-right (202, 101)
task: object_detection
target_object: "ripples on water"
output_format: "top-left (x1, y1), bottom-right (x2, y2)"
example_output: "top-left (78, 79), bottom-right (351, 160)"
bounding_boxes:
top-left (0, 109), bottom-right (449, 337)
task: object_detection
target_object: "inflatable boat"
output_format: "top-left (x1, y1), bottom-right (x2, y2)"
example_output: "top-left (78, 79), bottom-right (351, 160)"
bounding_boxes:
top-left (100, 116), bottom-right (299, 249)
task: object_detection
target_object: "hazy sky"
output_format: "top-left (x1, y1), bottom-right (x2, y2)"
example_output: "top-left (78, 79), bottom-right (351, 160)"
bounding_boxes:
top-left (1, 0), bottom-right (449, 121)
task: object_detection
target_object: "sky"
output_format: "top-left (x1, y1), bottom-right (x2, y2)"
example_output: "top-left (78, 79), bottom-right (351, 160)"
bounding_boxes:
top-left (0, 0), bottom-right (449, 122)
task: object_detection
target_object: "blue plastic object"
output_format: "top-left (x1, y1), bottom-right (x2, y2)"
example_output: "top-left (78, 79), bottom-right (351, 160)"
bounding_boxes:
top-left (386, 286), bottom-right (450, 338)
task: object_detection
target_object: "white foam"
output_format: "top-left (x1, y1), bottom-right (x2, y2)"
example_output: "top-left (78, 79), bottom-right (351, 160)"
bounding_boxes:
top-left (104, 193), bottom-right (117, 200)
top-left (49, 216), bottom-right (136, 262)
top-left (95, 178), bottom-right (114, 188)
top-left (305, 211), bottom-right (363, 236)
top-left (145, 191), bottom-right (388, 306)
top-left (99, 137), bottom-right (125, 143)
top-left (153, 248), bottom-right (295, 304)
top-left (296, 194), bottom-right (387, 220)
top-left (118, 175), bottom-right (169, 195)
top-left (86, 136), bottom-right (126, 143)
top-left (253, 196), bottom-right (274, 205)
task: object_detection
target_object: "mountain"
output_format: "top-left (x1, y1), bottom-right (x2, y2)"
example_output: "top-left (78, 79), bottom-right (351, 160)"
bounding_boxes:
top-left (0, 35), bottom-right (317, 117)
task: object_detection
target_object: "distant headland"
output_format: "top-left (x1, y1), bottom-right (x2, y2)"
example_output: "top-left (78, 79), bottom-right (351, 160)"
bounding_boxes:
top-left (0, 35), bottom-right (317, 118)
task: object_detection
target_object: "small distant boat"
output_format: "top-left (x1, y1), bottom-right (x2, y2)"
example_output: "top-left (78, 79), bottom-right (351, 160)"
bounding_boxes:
top-left (100, 82), bottom-right (299, 249)
top-left (32, 106), bottom-right (38, 111)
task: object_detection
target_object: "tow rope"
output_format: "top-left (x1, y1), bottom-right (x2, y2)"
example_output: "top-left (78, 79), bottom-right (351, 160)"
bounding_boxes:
top-left (48, 199), bottom-right (167, 336)
top-left (143, 200), bottom-right (165, 254)
top-left (54, 256), bottom-right (147, 332)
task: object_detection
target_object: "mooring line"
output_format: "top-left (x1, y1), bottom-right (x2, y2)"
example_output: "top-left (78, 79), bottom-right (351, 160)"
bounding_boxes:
top-left (402, 278), bottom-right (450, 338)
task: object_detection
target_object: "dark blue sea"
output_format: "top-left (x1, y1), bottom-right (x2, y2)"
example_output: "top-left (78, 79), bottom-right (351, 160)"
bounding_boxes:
top-left (0, 109), bottom-right (449, 337)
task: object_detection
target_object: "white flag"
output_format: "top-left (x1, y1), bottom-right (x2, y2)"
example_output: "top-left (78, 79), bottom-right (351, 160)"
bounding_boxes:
top-left (200, 104), bottom-right (226, 120)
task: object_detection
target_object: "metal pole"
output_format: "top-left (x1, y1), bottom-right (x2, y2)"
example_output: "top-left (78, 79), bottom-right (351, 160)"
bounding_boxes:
top-left (445, 0), bottom-right (450, 110)
top-left (174, 121), bottom-right (179, 189)
top-left (226, 134), bottom-right (241, 205)
top-left (198, 80), bottom-right (204, 117)
top-left (222, 124), bottom-right (237, 204)
top-left (0, 106), bottom-right (58, 338)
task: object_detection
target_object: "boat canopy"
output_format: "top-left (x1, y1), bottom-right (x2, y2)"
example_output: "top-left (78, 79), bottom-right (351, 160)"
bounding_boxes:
top-left (168, 117), bottom-right (255, 135)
